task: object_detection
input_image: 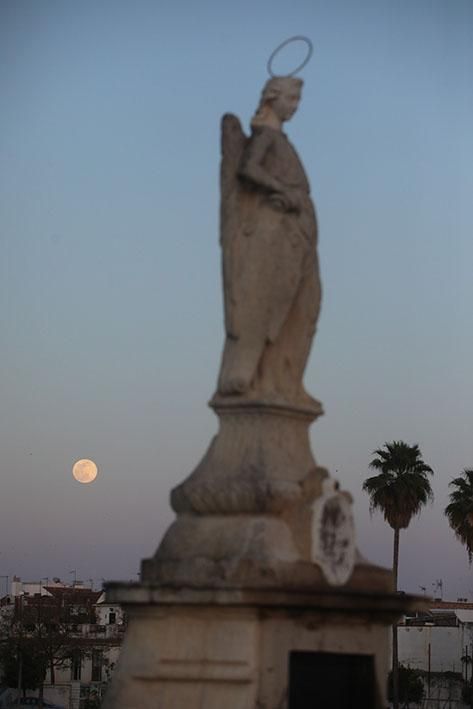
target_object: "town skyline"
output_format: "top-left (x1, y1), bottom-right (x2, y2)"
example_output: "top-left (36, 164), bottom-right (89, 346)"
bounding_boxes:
top-left (1, 0), bottom-right (473, 599)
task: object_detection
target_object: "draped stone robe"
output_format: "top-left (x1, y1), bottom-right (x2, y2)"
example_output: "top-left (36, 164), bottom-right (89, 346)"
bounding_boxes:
top-left (216, 114), bottom-right (322, 410)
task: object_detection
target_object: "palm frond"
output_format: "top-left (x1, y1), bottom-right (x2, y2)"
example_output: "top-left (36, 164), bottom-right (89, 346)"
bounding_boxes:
top-left (363, 440), bottom-right (434, 530)
top-left (445, 469), bottom-right (473, 563)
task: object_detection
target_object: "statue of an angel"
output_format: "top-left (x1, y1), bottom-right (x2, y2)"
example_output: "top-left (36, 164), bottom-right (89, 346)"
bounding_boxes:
top-left (214, 76), bottom-right (322, 411)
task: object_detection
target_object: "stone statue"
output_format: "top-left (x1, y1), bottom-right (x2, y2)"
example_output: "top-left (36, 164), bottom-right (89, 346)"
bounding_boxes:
top-left (215, 76), bottom-right (322, 411)
top-left (102, 45), bottom-right (399, 709)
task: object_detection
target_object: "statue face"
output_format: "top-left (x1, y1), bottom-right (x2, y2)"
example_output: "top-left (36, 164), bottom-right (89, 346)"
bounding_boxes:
top-left (271, 87), bottom-right (301, 122)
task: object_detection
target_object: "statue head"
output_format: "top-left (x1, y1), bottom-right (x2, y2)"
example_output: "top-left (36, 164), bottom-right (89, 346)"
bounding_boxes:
top-left (251, 77), bottom-right (303, 129)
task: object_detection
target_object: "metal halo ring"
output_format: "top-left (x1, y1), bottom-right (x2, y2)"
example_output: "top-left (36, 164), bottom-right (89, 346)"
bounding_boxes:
top-left (267, 36), bottom-right (313, 78)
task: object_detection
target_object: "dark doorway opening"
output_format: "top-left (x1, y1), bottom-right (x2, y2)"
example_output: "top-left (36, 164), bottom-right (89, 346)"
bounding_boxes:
top-left (288, 651), bottom-right (376, 709)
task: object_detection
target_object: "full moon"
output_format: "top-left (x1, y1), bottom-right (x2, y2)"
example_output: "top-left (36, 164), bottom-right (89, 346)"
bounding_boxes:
top-left (72, 459), bottom-right (98, 484)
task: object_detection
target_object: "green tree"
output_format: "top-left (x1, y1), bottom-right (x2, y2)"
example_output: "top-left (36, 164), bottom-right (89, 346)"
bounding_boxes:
top-left (0, 593), bottom-right (97, 708)
top-left (0, 638), bottom-right (47, 694)
top-left (363, 440), bottom-right (433, 709)
top-left (388, 665), bottom-right (425, 708)
top-left (0, 607), bottom-right (48, 705)
top-left (461, 673), bottom-right (473, 709)
top-left (445, 469), bottom-right (473, 561)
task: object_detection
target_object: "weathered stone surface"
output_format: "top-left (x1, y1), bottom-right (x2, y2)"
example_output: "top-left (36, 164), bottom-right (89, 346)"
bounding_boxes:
top-left (140, 76), bottom-right (336, 592)
top-left (103, 74), bottom-right (425, 708)
top-left (103, 584), bottom-right (426, 709)
top-left (170, 401), bottom-right (324, 515)
top-left (216, 77), bottom-right (321, 410)
top-left (143, 526), bottom-right (393, 592)
top-left (135, 75), bottom-right (390, 598)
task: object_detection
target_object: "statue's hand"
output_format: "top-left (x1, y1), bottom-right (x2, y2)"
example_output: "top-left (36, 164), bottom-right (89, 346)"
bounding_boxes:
top-left (269, 190), bottom-right (299, 213)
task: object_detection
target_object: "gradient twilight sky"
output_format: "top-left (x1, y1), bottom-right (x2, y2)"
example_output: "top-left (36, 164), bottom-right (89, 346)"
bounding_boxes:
top-left (1, 0), bottom-right (472, 599)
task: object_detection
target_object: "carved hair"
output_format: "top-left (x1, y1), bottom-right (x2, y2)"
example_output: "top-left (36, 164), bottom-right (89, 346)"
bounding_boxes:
top-left (251, 77), bottom-right (303, 128)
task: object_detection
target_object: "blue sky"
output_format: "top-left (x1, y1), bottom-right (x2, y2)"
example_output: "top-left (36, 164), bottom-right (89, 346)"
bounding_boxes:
top-left (1, 0), bottom-right (472, 599)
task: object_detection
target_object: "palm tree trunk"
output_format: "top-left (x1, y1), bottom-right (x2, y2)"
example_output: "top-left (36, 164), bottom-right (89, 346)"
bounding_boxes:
top-left (393, 527), bottom-right (400, 590)
top-left (392, 624), bottom-right (399, 709)
top-left (50, 652), bottom-right (55, 685)
top-left (392, 527), bottom-right (400, 709)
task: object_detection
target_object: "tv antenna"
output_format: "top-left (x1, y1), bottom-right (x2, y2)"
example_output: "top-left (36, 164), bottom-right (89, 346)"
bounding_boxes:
top-left (432, 579), bottom-right (443, 599)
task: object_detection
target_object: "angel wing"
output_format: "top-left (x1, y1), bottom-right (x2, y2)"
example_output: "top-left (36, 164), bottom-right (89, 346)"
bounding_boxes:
top-left (220, 113), bottom-right (248, 338)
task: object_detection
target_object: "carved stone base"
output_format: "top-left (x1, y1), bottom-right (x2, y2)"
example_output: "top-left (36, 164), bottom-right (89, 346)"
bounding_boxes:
top-left (143, 396), bottom-right (371, 592)
top-left (170, 399), bottom-right (325, 515)
top-left (102, 583), bottom-right (424, 709)
top-left (105, 395), bottom-right (426, 708)
top-left (142, 513), bottom-right (391, 593)
top-left (143, 399), bottom-right (340, 590)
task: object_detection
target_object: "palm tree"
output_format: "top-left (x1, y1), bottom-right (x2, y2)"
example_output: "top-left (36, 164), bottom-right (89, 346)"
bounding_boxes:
top-left (363, 441), bottom-right (434, 588)
top-left (363, 440), bottom-right (434, 709)
top-left (445, 469), bottom-right (473, 561)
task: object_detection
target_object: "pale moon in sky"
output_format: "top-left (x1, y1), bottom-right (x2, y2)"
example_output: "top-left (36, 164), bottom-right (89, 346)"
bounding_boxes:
top-left (72, 459), bottom-right (98, 484)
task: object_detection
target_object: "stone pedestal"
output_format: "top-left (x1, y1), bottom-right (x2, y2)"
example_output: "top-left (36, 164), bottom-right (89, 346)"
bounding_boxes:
top-left (103, 400), bottom-right (424, 708)
top-left (103, 583), bottom-right (422, 709)
top-left (142, 400), bottom-right (334, 591)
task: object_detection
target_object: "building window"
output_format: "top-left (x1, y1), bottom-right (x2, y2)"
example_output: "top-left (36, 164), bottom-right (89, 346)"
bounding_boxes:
top-left (91, 649), bottom-right (103, 682)
top-left (108, 611), bottom-right (116, 624)
top-left (71, 650), bottom-right (82, 681)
